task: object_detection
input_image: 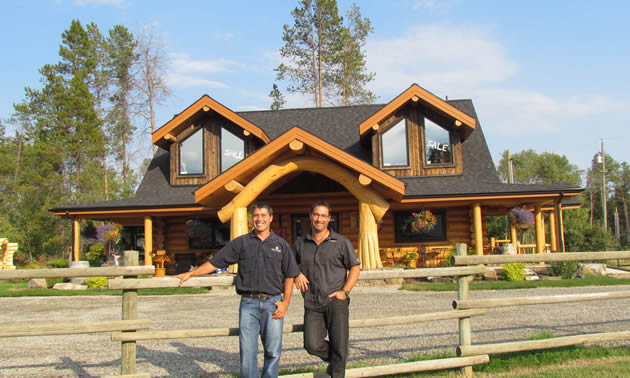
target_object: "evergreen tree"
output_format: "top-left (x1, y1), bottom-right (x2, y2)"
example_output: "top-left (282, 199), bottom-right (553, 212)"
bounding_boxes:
top-left (107, 25), bottom-right (138, 196)
top-left (276, 0), bottom-right (342, 107)
top-left (269, 83), bottom-right (286, 110)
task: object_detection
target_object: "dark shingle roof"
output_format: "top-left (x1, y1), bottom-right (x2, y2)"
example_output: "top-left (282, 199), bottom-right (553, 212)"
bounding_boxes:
top-left (52, 99), bottom-right (581, 212)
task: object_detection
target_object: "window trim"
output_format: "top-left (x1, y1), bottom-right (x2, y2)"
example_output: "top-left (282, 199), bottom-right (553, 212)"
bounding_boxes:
top-left (178, 128), bottom-right (205, 176)
top-left (380, 117), bottom-right (411, 169)
top-left (423, 117), bottom-right (455, 168)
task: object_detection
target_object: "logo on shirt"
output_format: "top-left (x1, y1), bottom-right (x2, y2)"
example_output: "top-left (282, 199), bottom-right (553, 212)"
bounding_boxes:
top-left (271, 246), bottom-right (282, 253)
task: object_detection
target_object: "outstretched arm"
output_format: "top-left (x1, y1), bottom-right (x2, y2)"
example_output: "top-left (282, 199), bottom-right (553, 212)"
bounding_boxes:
top-left (174, 261), bottom-right (218, 287)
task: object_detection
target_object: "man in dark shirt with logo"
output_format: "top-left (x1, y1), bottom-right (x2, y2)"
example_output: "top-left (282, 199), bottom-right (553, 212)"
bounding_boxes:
top-left (293, 201), bottom-right (361, 377)
top-left (176, 201), bottom-right (299, 378)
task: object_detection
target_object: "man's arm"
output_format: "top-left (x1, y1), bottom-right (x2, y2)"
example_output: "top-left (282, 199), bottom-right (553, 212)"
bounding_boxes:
top-left (174, 261), bottom-right (218, 287)
top-left (273, 277), bottom-right (295, 319)
top-left (329, 265), bottom-right (360, 300)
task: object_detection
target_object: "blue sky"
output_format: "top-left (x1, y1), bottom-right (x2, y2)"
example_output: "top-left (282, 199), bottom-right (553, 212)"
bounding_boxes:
top-left (2, 0), bottom-right (629, 179)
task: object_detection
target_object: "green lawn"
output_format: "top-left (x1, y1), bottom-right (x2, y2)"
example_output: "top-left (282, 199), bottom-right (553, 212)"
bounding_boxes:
top-left (0, 280), bottom-right (210, 297)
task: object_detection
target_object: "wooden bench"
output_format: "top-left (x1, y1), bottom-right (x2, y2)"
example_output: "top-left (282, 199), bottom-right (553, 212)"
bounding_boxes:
top-left (1, 239), bottom-right (18, 270)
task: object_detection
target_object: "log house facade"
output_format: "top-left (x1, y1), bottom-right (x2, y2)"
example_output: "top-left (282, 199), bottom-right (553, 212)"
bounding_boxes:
top-left (53, 84), bottom-right (582, 273)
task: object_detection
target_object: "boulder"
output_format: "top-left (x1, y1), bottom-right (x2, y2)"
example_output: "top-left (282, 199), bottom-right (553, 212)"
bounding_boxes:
top-left (577, 263), bottom-right (608, 277)
top-left (52, 282), bottom-right (87, 290)
top-left (27, 278), bottom-right (48, 289)
top-left (70, 277), bottom-right (87, 285)
top-left (524, 268), bottom-right (539, 281)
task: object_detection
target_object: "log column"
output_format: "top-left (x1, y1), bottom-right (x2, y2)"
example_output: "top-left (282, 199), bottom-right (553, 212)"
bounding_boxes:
top-left (229, 207), bottom-right (249, 273)
top-left (144, 216), bottom-right (153, 266)
top-left (472, 203), bottom-right (483, 255)
top-left (510, 224), bottom-right (518, 250)
top-left (358, 201), bottom-right (383, 270)
top-left (73, 218), bottom-right (80, 262)
top-left (535, 206), bottom-right (545, 254)
top-left (548, 204), bottom-right (558, 251)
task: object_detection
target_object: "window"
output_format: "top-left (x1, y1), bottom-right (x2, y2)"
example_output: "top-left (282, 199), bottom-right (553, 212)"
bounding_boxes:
top-left (221, 127), bottom-right (245, 172)
top-left (394, 210), bottom-right (446, 243)
top-left (424, 118), bottom-right (452, 165)
top-left (179, 129), bottom-right (204, 175)
top-left (187, 219), bottom-right (230, 249)
top-left (381, 118), bottom-right (409, 167)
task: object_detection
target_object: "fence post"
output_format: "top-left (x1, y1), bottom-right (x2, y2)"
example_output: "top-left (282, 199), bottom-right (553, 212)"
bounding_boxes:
top-left (121, 250), bottom-right (139, 375)
top-left (456, 243), bottom-right (473, 376)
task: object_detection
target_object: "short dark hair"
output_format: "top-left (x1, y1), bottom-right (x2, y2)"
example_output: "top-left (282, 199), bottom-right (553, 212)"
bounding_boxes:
top-left (251, 201), bottom-right (273, 216)
top-left (311, 200), bottom-right (331, 215)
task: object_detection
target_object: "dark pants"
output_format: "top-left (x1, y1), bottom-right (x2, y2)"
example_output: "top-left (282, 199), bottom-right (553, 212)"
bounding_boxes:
top-left (303, 298), bottom-right (349, 378)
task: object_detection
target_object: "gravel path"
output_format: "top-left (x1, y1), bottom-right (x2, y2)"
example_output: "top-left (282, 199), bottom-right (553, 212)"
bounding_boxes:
top-left (1, 285), bottom-right (629, 377)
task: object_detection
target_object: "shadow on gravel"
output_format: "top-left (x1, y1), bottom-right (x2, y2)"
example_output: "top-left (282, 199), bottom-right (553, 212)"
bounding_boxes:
top-left (137, 342), bottom-right (237, 376)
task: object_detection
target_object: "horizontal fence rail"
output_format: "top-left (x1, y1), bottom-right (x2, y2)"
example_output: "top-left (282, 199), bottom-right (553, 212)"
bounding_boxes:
top-left (451, 251), bottom-right (630, 266)
top-left (108, 266), bottom-right (489, 290)
top-left (0, 265), bottom-right (155, 280)
top-left (284, 355), bottom-right (490, 378)
top-left (0, 319), bottom-right (149, 337)
top-left (112, 310), bottom-right (487, 342)
top-left (453, 290), bottom-right (630, 310)
top-left (457, 331), bottom-right (630, 356)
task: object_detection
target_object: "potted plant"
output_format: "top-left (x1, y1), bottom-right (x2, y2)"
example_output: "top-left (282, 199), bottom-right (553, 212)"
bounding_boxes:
top-left (508, 206), bottom-right (534, 230)
top-left (403, 251), bottom-right (419, 268)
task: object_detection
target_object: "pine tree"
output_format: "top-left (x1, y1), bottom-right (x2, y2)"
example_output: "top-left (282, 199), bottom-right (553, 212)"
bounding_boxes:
top-left (269, 84), bottom-right (286, 110)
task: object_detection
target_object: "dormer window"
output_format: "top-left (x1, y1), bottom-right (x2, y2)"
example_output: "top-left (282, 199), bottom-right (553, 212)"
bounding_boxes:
top-left (179, 128), bottom-right (204, 175)
top-left (381, 118), bottom-right (409, 167)
top-left (221, 127), bottom-right (245, 172)
top-left (424, 118), bottom-right (452, 165)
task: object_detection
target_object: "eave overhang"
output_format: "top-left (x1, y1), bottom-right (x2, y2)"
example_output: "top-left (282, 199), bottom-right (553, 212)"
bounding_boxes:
top-left (152, 95), bottom-right (270, 150)
top-left (195, 127), bottom-right (406, 205)
top-left (359, 83), bottom-right (476, 139)
top-left (400, 189), bottom-right (582, 208)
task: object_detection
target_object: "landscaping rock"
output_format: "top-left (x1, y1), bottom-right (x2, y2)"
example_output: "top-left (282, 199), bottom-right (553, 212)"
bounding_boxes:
top-left (577, 263), bottom-right (608, 277)
top-left (27, 278), bottom-right (47, 289)
top-left (524, 268), bottom-right (539, 281)
top-left (70, 278), bottom-right (86, 285)
top-left (52, 282), bottom-right (87, 290)
top-left (483, 268), bottom-right (500, 281)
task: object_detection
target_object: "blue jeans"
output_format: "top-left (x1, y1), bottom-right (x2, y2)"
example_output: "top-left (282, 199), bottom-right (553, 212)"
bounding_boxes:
top-left (239, 295), bottom-right (283, 378)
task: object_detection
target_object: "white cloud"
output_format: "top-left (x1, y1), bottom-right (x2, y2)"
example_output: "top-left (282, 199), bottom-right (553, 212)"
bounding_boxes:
top-left (366, 24), bottom-right (517, 97)
top-left (169, 53), bottom-right (242, 74)
top-left (166, 73), bottom-right (228, 89)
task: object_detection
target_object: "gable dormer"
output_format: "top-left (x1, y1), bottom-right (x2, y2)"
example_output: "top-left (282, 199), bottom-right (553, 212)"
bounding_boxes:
top-left (360, 84), bottom-right (476, 177)
top-left (152, 95), bottom-right (269, 186)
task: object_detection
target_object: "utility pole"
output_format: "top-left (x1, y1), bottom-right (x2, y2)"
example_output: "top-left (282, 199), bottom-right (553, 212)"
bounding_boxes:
top-left (601, 139), bottom-right (607, 233)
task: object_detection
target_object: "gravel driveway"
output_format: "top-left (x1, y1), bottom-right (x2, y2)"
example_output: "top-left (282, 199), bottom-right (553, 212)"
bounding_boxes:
top-left (1, 285), bottom-right (629, 377)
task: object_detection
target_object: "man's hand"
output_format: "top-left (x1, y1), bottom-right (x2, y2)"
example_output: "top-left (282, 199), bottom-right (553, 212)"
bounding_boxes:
top-left (294, 273), bottom-right (309, 292)
top-left (174, 272), bottom-right (192, 287)
top-left (328, 291), bottom-right (348, 300)
top-left (273, 299), bottom-right (289, 319)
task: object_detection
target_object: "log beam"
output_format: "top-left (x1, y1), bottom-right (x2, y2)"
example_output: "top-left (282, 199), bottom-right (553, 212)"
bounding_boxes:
top-left (358, 174), bottom-right (372, 186)
top-left (164, 133), bottom-right (177, 142)
top-left (225, 180), bottom-right (244, 193)
top-left (289, 140), bottom-right (304, 153)
top-left (243, 130), bottom-right (251, 137)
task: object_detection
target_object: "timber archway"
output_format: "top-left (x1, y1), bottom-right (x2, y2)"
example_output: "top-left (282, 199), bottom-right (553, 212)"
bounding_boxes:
top-left (217, 156), bottom-right (389, 270)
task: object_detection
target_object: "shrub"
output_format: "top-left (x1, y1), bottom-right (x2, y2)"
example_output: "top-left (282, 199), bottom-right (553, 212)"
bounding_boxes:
top-left (85, 276), bottom-right (108, 288)
top-left (48, 259), bottom-right (69, 268)
top-left (501, 263), bottom-right (526, 281)
top-left (88, 242), bottom-right (105, 267)
top-left (550, 261), bottom-right (579, 279)
top-left (46, 277), bottom-right (65, 288)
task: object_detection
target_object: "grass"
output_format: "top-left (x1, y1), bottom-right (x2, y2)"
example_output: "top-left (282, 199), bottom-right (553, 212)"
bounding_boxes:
top-left (0, 280), bottom-right (211, 297)
top-left (402, 274), bottom-right (630, 292)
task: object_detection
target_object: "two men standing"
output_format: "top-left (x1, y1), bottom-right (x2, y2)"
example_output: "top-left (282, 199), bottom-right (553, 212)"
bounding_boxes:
top-left (176, 200), bottom-right (360, 378)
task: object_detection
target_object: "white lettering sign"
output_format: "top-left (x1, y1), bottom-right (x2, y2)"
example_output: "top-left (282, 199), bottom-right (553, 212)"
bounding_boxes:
top-left (427, 140), bottom-right (449, 152)
top-left (224, 149), bottom-right (244, 160)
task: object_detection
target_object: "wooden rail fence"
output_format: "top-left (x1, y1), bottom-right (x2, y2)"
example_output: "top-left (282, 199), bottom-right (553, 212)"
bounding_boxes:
top-left (2, 247), bottom-right (630, 376)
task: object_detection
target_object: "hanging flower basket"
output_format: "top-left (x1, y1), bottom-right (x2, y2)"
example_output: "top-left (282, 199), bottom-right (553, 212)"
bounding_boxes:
top-left (409, 210), bottom-right (437, 232)
top-left (96, 223), bottom-right (122, 257)
top-left (508, 206), bottom-right (534, 230)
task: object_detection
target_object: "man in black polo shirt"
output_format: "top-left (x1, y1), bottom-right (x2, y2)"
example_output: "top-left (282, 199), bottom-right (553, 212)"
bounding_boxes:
top-left (293, 200), bottom-right (361, 377)
top-left (175, 201), bottom-right (299, 378)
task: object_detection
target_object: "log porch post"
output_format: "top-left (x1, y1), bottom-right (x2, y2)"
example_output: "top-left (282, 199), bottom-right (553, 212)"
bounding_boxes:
top-left (358, 201), bottom-right (383, 270)
top-left (73, 218), bottom-right (80, 262)
top-left (535, 206), bottom-right (545, 254)
top-left (228, 207), bottom-right (249, 273)
top-left (144, 216), bottom-right (153, 266)
top-left (510, 224), bottom-right (518, 249)
top-left (472, 203), bottom-right (483, 255)
top-left (548, 204), bottom-right (558, 251)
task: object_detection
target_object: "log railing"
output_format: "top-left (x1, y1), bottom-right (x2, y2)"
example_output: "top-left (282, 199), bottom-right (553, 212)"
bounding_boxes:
top-left (451, 250), bottom-right (630, 360)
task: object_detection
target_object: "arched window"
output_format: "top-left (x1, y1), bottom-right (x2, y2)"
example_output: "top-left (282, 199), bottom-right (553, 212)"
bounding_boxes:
top-left (221, 127), bottom-right (245, 172)
top-left (424, 118), bottom-right (452, 165)
top-left (179, 129), bottom-right (204, 175)
top-left (381, 118), bottom-right (409, 167)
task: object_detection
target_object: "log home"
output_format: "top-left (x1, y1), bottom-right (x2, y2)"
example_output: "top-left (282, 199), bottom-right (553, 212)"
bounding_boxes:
top-left (53, 84), bottom-right (582, 273)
